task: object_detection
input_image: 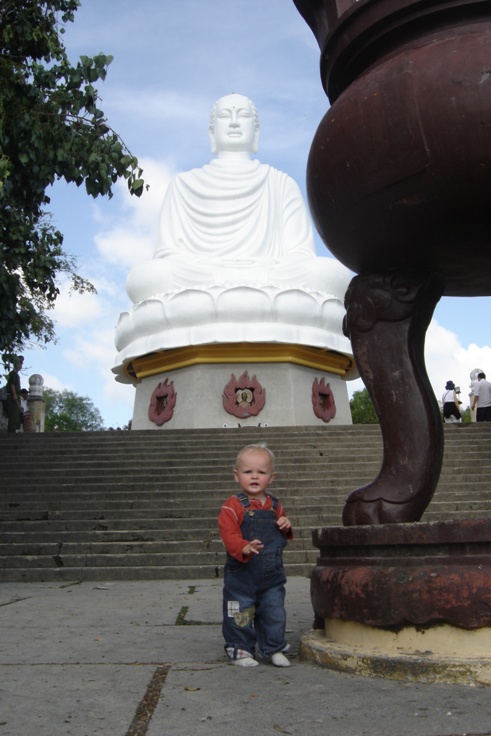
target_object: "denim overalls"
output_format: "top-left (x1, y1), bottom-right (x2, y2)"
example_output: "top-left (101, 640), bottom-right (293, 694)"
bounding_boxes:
top-left (222, 492), bottom-right (289, 659)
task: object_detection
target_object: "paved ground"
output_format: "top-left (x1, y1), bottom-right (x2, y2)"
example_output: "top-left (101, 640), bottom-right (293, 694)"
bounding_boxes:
top-left (1, 576), bottom-right (491, 736)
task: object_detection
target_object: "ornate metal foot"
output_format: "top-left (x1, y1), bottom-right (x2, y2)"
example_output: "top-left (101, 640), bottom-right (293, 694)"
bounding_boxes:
top-left (342, 273), bottom-right (445, 525)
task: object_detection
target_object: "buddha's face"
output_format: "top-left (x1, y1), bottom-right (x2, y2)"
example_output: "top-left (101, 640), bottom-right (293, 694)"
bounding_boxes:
top-left (210, 94), bottom-right (259, 154)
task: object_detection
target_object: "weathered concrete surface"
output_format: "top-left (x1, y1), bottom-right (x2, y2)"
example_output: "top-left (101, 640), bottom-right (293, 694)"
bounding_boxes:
top-left (1, 577), bottom-right (491, 736)
top-left (301, 627), bottom-right (491, 687)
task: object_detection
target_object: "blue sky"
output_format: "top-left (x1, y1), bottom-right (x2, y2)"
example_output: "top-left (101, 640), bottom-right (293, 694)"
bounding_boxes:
top-left (19, 0), bottom-right (491, 427)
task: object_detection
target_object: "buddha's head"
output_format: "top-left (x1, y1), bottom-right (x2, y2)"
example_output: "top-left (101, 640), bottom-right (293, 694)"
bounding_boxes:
top-left (209, 94), bottom-right (259, 155)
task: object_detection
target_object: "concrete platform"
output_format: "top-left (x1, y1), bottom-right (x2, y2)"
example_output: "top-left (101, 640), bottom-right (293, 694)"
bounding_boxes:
top-left (1, 576), bottom-right (491, 736)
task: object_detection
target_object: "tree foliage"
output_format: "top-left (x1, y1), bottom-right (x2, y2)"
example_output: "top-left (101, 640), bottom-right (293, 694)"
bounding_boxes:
top-left (43, 386), bottom-right (104, 431)
top-left (0, 0), bottom-right (145, 356)
top-left (349, 387), bottom-right (380, 424)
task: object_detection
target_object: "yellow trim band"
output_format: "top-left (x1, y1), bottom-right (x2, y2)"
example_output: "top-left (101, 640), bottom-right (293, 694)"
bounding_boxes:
top-left (124, 343), bottom-right (354, 381)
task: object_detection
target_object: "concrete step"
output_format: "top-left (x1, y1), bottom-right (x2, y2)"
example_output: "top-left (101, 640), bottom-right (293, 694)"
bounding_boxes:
top-left (0, 562), bottom-right (315, 583)
top-left (0, 461), bottom-right (386, 481)
top-left (2, 476), bottom-right (490, 502)
top-left (0, 526), bottom-right (318, 544)
top-left (0, 540), bottom-right (311, 556)
top-left (2, 496), bottom-right (491, 522)
top-left (0, 547), bottom-right (317, 569)
top-left (0, 496), bottom-right (352, 516)
top-left (0, 511), bottom-right (342, 533)
top-left (0, 423), bottom-right (490, 582)
top-left (423, 508), bottom-right (491, 520)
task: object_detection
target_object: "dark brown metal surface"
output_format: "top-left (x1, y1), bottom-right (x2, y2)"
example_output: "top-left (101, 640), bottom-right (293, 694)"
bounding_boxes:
top-left (342, 272), bottom-right (444, 524)
top-left (293, 0), bottom-right (491, 529)
top-left (294, 0), bottom-right (491, 638)
top-left (294, 0), bottom-right (491, 295)
top-left (310, 520), bottom-right (491, 629)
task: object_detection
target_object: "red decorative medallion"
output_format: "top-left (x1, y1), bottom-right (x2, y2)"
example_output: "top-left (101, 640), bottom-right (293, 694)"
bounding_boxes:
top-left (148, 378), bottom-right (177, 426)
top-left (222, 371), bottom-right (266, 419)
top-left (312, 377), bottom-right (336, 423)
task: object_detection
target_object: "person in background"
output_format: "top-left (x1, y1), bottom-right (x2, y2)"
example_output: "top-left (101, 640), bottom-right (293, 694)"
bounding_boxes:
top-left (472, 372), bottom-right (491, 422)
top-left (442, 380), bottom-right (462, 423)
top-left (19, 388), bottom-right (33, 432)
top-left (19, 388), bottom-right (29, 413)
top-left (6, 356), bottom-right (24, 432)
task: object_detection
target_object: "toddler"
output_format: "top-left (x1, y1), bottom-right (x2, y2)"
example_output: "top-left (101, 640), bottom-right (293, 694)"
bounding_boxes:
top-left (218, 443), bottom-right (293, 667)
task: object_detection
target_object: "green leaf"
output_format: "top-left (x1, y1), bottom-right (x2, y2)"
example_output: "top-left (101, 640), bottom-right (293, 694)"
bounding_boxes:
top-left (0, 0), bottom-right (145, 354)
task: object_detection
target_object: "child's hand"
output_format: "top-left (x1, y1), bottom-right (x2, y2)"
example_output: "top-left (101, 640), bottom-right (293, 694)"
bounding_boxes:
top-left (277, 516), bottom-right (291, 532)
top-left (242, 539), bottom-right (264, 556)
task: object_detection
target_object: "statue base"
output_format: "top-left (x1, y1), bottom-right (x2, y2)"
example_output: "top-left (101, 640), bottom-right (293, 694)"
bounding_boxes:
top-left (300, 625), bottom-right (491, 686)
top-left (302, 519), bottom-right (491, 685)
top-left (127, 343), bottom-right (355, 429)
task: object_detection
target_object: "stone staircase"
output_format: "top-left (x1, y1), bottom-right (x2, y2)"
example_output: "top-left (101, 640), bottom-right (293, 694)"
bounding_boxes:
top-left (0, 424), bottom-right (490, 582)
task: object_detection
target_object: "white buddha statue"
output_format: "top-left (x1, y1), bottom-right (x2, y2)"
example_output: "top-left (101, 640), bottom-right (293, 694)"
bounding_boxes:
top-left (114, 94), bottom-right (353, 377)
top-left (127, 93), bottom-right (348, 300)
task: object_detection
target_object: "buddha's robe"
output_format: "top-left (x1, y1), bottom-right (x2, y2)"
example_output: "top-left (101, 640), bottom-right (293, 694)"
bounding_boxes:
top-left (126, 158), bottom-right (341, 303)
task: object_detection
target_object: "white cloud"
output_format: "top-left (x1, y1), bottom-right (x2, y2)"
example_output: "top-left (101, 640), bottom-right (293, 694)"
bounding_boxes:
top-left (347, 376), bottom-right (365, 398)
top-left (95, 227), bottom-right (154, 269)
top-left (61, 327), bottom-right (134, 425)
top-left (349, 320), bottom-right (491, 411)
top-left (425, 320), bottom-right (491, 406)
top-left (109, 88), bottom-right (211, 127)
top-left (50, 279), bottom-right (103, 328)
top-left (39, 372), bottom-right (71, 393)
top-left (94, 158), bottom-right (175, 269)
top-left (64, 328), bottom-right (118, 371)
top-left (103, 375), bottom-right (135, 416)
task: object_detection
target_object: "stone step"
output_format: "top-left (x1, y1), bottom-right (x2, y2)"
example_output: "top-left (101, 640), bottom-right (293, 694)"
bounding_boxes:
top-left (0, 526), bottom-right (318, 543)
top-left (4, 473), bottom-right (491, 493)
top-left (0, 506), bottom-right (488, 537)
top-left (423, 508), bottom-right (491, 520)
top-left (0, 435), bottom-right (385, 449)
top-left (0, 546), bottom-right (317, 568)
top-left (1, 494), bottom-right (491, 520)
top-left (2, 471), bottom-right (490, 497)
top-left (1, 487), bottom-right (490, 517)
top-left (0, 423), bottom-right (483, 444)
top-left (0, 437), bottom-right (381, 456)
top-left (1, 461), bottom-right (487, 486)
top-left (2, 450), bottom-right (488, 473)
top-left (1, 424), bottom-right (490, 582)
top-left (0, 461), bottom-right (384, 477)
top-left (4, 465), bottom-right (488, 483)
top-left (0, 490), bottom-right (348, 504)
top-left (1, 434), bottom-right (485, 452)
top-left (0, 562), bottom-right (315, 583)
top-left (0, 510), bottom-right (342, 531)
top-left (0, 478), bottom-right (375, 493)
top-left (0, 493), bottom-right (346, 508)
top-left (0, 487), bottom-right (352, 503)
top-left (0, 492), bottom-right (484, 512)
top-left (1, 503), bottom-right (346, 531)
top-left (0, 459), bottom-right (386, 477)
top-left (0, 532), bottom-right (312, 558)
top-left (4, 427), bottom-right (482, 443)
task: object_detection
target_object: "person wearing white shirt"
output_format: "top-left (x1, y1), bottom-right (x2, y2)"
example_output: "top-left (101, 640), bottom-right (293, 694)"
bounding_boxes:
top-left (472, 372), bottom-right (491, 422)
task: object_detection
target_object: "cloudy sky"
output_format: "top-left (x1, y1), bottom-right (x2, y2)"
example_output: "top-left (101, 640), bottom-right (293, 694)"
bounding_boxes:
top-left (19, 0), bottom-right (491, 428)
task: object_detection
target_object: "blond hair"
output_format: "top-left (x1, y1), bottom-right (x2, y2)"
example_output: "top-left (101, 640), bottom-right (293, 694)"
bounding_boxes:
top-left (235, 443), bottom-right (275, 470)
